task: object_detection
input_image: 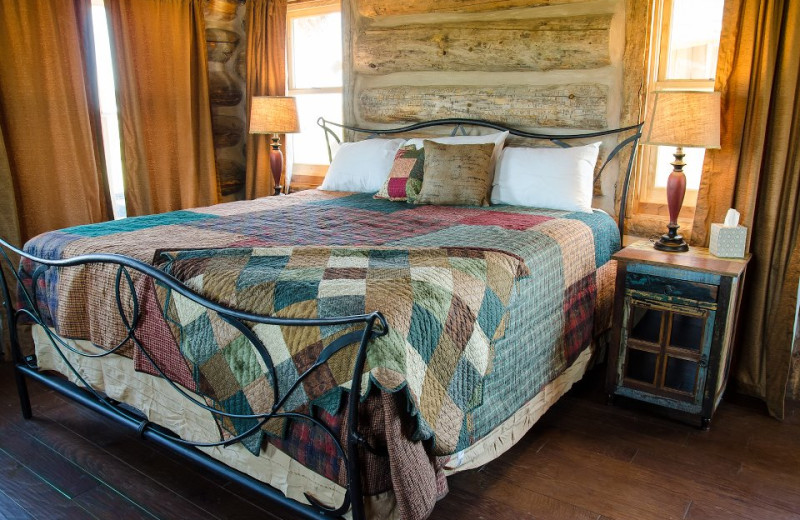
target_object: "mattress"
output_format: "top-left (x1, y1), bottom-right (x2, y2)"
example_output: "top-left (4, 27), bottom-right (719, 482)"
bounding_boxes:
top-left (19, 189), bottom-right (620, 518)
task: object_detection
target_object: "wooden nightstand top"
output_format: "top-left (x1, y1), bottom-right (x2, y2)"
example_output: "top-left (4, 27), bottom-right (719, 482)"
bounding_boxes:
top-left (613, 240), bottom-right (750, 277)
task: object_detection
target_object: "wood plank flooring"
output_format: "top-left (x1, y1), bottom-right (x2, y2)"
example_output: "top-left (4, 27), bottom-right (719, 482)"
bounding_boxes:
top-left (0, 362), bottom-right (798, 520)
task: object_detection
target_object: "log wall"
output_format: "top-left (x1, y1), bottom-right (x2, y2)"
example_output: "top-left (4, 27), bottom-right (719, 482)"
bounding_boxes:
top-left (204, 0), bottom-right (248, 201)
top-left (343, 0), bottom-right (649, 216)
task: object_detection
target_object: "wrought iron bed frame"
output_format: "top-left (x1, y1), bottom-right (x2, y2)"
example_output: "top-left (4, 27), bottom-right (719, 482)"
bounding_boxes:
top-left (0, 118), bottom-right (642, 520)
top-left (318, 118), bottom-right (643, 238)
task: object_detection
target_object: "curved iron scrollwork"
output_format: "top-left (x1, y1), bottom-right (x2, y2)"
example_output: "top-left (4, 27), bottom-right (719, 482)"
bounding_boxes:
top-left (0, 238), bottom-right (387, 520)
top-left (317, 117), bottom-right (644, 238)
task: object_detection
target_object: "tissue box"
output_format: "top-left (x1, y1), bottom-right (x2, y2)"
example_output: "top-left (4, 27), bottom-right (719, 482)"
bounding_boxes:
top-left (709, 223), bottom-right (747, 258)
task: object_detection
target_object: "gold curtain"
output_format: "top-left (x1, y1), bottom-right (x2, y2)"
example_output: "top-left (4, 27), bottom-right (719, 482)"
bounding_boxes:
top-left (0, 0), bottom-right (113, 361)
top-left (0, 123), bottom-right (21, 362)
top-left (0, 0), bottom-right (112, 243)
top-left (106, 0), bottom-right (219, 216)
top-left (691, 0), bottom-right (800, 417)
top-left (0, 126), bottom-right (20, 257)
top-left (244, 0), bottom-right (287, 199)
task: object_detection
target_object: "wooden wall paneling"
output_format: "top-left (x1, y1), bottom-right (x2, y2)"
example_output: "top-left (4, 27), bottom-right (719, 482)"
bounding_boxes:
top-left (353, 16), bottom-right (612, 75)
top-left (357, 84), bottom-right (609, 129)
top-left (204, 0), bottom-right (247, 200)
top-left (342, 0), bottom-right (359, 142)
top-left (615, 0), bottom-right (652, 224)
top-left (342, 0), bottom-right (645, 216)
top-left (356, 0), bottom-right (586, 17)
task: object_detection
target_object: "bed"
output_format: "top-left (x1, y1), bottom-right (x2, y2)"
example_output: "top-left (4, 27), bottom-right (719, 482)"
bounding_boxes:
top-left (0, 119), bottom-right (642, 519)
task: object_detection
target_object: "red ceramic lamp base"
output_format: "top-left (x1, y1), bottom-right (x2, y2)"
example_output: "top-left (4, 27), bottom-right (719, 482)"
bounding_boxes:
top-left (654, 146), bottom-right (689, 253)
top-left (269, 135), bottom-right (284, 196)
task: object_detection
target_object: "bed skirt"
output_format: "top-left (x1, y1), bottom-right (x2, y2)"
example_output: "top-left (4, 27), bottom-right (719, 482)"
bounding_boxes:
top-left (32, 325), bottom-right (595, 518)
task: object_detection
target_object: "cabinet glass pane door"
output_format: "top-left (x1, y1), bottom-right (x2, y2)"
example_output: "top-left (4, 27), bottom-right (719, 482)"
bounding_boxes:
top-left (664, 357), bottom-right (699, 394)
top-left (669, 313), bottom-right (704, 351)
top-left (626, 349), bottom-right (658, 384)
top-left (629, 305), bottom-right (663, 344)
top-left (622, 297), bottom-right (712, 403)
top-left (624, 302), bottom-right (663, 388)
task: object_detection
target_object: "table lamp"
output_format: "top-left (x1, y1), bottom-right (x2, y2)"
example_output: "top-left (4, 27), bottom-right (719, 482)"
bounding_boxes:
top-left (640, 91), bottom-right (721, 252)
top-left (249, 96), bottom-right (300, 195)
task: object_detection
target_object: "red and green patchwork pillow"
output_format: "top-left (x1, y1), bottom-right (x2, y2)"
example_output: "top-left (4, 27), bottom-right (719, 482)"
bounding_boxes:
top-left (374, 145), bottom-right (425, 202)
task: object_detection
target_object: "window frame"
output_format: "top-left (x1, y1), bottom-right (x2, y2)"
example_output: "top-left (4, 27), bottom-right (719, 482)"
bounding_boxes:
top-left (286, 0), bottom-right (342, 185)
top-left (635, 0), bottom-right (720, 217)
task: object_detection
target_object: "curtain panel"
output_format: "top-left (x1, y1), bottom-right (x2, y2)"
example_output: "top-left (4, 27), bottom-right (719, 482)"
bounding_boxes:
top-left (691, 0), bottom-right (800, 417)
top-left (0, 0), bottom-right (112, 243)
top-left (244, 0), bottom-right (287, 199)
top-left (0, 123), bottom-right (21, 362)
top-left (0, 0), bottom-right (113, 361)
top-left (107, 0), bottom-right (219, 217)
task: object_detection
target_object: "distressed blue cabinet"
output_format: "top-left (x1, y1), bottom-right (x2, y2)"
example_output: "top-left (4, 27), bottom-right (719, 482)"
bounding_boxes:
top-left (606, 241), bottom-right (750, 429)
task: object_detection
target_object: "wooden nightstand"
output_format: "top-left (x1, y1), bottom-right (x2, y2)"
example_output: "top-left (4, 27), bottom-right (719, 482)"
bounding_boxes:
top-left (606, 240), bottom-right (750, 429)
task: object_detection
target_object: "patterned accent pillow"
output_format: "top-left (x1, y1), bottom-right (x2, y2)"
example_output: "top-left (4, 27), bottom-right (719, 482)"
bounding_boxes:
top-left (374, 145), bottom-right (425, 202)
top-left (414, 141), bottom-right (495, 206)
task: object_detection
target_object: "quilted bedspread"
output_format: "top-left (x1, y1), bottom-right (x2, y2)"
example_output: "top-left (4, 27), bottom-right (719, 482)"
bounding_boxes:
top-left (153, 245), bottom-right (526, 455)
top-left (20, 190), bottom-right (619, 466)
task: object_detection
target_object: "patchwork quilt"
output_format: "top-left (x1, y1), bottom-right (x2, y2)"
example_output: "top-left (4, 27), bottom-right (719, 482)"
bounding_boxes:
top-left (19, 189), bottom-right (619, 480)
top-left (152, 245), bottom-right (526, 454)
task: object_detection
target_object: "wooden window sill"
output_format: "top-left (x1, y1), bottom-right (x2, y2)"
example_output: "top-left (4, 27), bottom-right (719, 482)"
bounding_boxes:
top-left (626, 213), bottom-right (694, 243)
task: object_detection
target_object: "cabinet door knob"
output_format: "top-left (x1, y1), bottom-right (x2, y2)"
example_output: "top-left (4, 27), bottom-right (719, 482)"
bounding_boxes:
top-left (664, 284), bottom-right (675, 294)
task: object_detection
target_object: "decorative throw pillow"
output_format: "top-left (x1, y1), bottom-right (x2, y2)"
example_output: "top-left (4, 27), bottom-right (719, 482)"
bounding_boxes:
top-left (374, 145), bottom-right (425, 202)
top-left (414, 141), bottom-right (495, 206)
top-left (490, 142), bottom-right (601, 213)
top-left (404, 130), bottom-right (509, 183)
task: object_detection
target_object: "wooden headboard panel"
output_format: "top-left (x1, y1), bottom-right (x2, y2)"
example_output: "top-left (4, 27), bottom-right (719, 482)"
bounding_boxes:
top-left (341, 0), bottom-right (649, 218)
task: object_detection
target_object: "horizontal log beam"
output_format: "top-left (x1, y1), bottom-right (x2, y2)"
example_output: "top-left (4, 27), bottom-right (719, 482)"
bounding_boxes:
top-left (354, 15), bottom-right (611, 75)
top-left (356, 0), bottom-right (586, 17)
top-left (357, 84), bottom-right (609, 129)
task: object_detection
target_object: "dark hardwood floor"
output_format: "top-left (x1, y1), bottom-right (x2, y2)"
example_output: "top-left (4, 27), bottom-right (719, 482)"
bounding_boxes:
top-left (0, 362), bottom-right (798, 520)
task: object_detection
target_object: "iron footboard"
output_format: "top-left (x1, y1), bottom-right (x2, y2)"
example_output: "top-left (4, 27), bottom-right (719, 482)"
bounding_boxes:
top-left (0, 238), bottom-right (386, 520)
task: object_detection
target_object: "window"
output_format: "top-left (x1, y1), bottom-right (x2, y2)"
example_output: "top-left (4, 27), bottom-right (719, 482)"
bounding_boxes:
top-left (286, 1), bottom-right (342, 190)
top-left (637, 0), bottom-right (724, 214)
top-left (91, 0), bottom-right (126, 219)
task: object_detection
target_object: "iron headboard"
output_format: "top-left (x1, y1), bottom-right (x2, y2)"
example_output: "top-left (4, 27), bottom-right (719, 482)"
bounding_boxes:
top-left (317, 117), bottom-right (643, 239)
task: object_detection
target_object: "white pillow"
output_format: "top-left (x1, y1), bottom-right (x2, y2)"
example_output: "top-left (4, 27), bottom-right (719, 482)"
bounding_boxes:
top-left (490, 142), bottom-right (601, 213)
top-left (405, 130), bottom-right (509, 178)
top-left (320, 138), bottom-right (406, 192)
